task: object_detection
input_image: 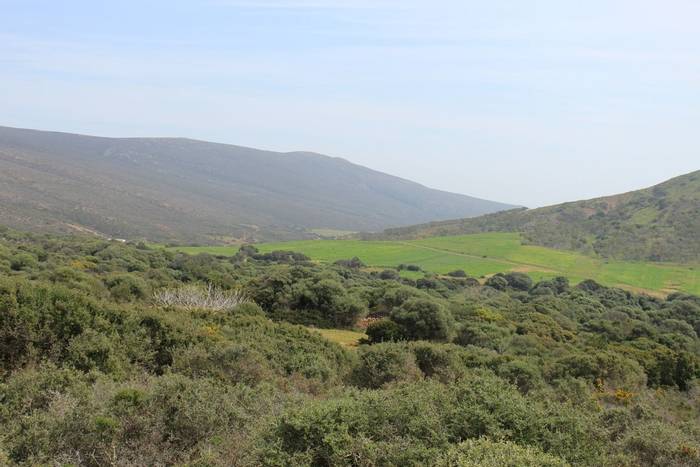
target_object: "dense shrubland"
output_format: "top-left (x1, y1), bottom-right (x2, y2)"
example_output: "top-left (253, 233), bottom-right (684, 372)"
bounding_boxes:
top-left (0, 227), bottom-right (699, 465)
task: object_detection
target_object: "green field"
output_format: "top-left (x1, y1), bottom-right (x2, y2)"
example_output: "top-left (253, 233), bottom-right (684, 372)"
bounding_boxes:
top-left (170, 233), bottom-right (700, 296)
top-left (306, 328), bottom-right (367, 349)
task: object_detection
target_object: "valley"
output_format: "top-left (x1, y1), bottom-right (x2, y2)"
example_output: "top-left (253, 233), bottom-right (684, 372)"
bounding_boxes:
top-left (4, 1), bottom-right (700, 464)
top-left (171, 232), bottom-right (700, 296)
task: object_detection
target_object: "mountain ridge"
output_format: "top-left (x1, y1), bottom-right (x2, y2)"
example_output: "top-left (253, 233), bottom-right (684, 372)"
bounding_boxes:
top-left (0, 125), bottom-right (516, 243)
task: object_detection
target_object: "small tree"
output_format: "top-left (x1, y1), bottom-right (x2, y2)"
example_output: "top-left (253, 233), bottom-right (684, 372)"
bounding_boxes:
top-left (390, 298), bottom-right (454, 341)
top-left (485, 274), bottom-right (508, 291)
top-left (366, 319), bottom-right (405, 343)
top-left (504, 272), bottom-right (533, 291)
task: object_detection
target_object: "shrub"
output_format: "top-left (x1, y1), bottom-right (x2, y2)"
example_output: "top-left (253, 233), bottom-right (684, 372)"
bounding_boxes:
top-left (447, 269), bottom-right (467, 278)
top-left (331, 295), bottom-right (365, 328)
top-left (10, 253), bottom-right (38, 272)
top-left (621, 420), bottom-right (700, 467)
top-left (436, 438), bottom-right (569, 467)
top-left (410, 342), bottom-right (466, 382)
top-left (0, 280), bottom-right (100, 372)
top-left (495, 360), bottom-right (543, 394)
top-left (504, 272), bottom-right (533, 291)
top-left (231, 301), bottom-right (266, 317)
top-left (259, 376), bottom-right (606, 466)
top-left (379, 269), bottom-right (400, 280)
top-left (334, 256), bottom-right (365, 269)
top-left (105, 273), bottom-right (150, 302)
top-left (377, 285), bottom-right (425, 311)
top-left (390, 298), bottom-right (454, 342)
top-left (547, 351), bottom-right (646, 389)
top-left (485, 274), bottom-right (508, 291)
top-left (456, 321), bottom-right (512, 351)
top-left (365, 319), bottom-right (405, 343)
top-left (66, 329), bottom-right (120, 374)
top-left (254, 250), bottom-right (310, 263)
top-left (351, 343), bottom-right (422, 389)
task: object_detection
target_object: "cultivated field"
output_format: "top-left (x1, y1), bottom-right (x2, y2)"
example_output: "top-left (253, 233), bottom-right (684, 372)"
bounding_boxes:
top-left (171, 233), bottom-right (700, 296)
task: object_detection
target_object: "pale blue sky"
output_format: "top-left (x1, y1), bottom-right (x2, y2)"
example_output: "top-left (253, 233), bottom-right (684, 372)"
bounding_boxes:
top-left (2, 0), bottom-right (699, 207)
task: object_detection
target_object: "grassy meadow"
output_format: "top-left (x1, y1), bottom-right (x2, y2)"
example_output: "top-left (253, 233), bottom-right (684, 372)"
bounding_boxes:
top-left (305, 328), bottom-right (367, 349)
top-left (170, 233), bottom-right (700, 296)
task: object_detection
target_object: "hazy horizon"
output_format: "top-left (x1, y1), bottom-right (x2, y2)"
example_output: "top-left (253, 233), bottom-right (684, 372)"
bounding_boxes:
top-left (3, 0), bottom-right (699, 207)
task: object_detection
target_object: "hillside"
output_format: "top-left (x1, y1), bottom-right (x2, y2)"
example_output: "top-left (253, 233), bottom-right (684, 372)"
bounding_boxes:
top-left (372, 171), bottom-right (700, 263)
top-left (1, 228), bottom-right (699, 465)
top-left (0, 126), bottom-right (515, 243)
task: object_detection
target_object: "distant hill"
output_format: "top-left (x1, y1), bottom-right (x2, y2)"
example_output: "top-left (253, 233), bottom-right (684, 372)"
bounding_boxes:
top-left (372, 171), bottom-right (700, 263)
top-left (0, 126), bottom-right (516, 243)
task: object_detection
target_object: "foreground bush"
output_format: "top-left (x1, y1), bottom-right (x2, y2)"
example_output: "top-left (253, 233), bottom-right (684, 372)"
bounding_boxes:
top-left (0, 230), bottom-right (698, 465)
top-left (259, 374), bottom-right (607, 466)
top-left (435, 439), bottom-right (569, 467)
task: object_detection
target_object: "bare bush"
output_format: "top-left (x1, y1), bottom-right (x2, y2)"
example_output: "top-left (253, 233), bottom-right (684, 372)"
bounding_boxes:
top-left (153, 283), bottom-right (248, 311)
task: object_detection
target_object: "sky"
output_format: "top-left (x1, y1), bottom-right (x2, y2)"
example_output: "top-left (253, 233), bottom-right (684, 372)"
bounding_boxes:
top-left (1, 0), bottom-right (699, 207)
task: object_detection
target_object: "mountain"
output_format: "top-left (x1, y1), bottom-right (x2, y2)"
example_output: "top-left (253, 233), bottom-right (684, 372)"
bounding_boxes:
top-left (0, 126), bottom-right (516, 243)
top-left (371, 171), bottom-right (700, 263)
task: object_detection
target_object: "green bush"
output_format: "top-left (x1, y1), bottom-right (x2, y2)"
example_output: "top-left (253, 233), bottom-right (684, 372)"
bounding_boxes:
top-left (10, 252), bottom-right (38, 271)
top-left (485, 274), bottom-right (508, 291)
top-left (259, 375), bottom-right (606, 466)
top-left (504, 272), bottom-right (533, 291)
top-left (409, 342), bottom-right (467, 382)
top-left (620, 420), bottom-right (700, 467)
top-left (390, 298), bottom-right (454, 342)
top-left (365, 318), bottom-right (405, 343)
top-left (351, 343), bottom-right (421, 389)
top-left (436, 438), bottom-right (569, 467)
top-left (455, 321), bottom-right (512, 351)
top-left (104, 273), bottom-right (150, 302)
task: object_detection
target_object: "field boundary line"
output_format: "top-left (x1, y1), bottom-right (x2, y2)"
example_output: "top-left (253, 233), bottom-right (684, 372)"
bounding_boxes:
top-left (397, 241), bottom-right (557, 273)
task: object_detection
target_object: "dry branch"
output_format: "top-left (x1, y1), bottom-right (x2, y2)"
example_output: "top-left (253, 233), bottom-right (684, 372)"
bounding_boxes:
top-left (153, 283), bottom-right (248, 311)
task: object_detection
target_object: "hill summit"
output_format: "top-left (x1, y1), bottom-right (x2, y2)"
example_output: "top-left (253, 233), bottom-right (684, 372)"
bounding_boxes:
top-left (0, 125), bottom-right (516, 243)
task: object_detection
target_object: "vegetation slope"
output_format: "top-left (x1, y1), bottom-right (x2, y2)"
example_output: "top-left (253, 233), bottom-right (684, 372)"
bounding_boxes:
top-left (0, 125), bottom-right (515, 243)
top-left (1, 227), bottom-right (700, 466)
top-left (372, 170), bottom-right (700, 263)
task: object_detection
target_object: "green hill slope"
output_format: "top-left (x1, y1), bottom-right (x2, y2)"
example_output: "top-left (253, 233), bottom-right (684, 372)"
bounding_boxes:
top-left (373, 171), bottom-right (700, 263)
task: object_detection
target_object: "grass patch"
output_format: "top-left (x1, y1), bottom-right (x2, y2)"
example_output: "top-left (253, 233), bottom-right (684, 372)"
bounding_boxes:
top-left (306, 328), bottom-right (367, 349)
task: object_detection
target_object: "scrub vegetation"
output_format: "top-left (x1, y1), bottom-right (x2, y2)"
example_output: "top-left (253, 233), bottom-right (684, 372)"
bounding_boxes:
top-left (1, 227), bottom-right (699, 465)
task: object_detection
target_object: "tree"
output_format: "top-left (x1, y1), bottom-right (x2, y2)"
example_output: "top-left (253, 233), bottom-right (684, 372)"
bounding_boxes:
top-left (504, 272), bottom-right (533, 291)
top-left (447, 269), bottom-right (467, 278)
top-left (390, 298), bottom-right (454, 341)
top-left (485, 274), bottom-right (508, 291)
top-left (366, 319), bottom-right (405, 343)
top-left (334, 256), bottom-right (364, 269)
